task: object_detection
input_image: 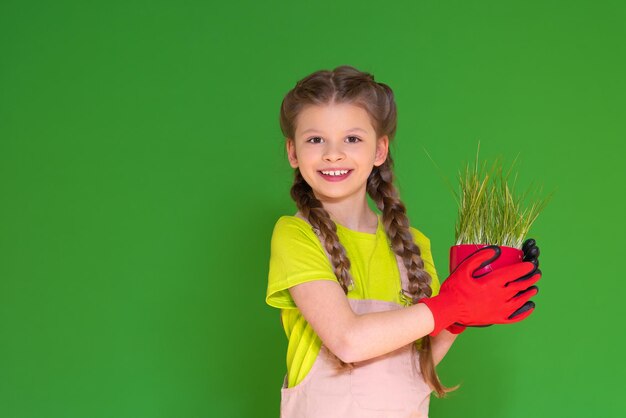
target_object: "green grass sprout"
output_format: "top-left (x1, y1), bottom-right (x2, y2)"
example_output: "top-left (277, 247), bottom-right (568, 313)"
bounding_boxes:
top-left (452, 143), bottom-right (553, 248)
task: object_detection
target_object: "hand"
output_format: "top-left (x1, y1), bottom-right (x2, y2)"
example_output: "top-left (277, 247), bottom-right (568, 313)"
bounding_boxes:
top-left (447, 238), bottom-right (542, 335)
top-left (508, 238), bottom-right (541, 318)
top-left (418, 245), bottom-right (541, 337)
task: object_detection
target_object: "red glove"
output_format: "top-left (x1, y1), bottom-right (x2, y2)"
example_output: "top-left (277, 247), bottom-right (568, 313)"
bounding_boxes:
top-left (445, 323), bottom-right (467, 335)
top-left (418, 245), bottom-right (541, 337)
top-left (445, 239), bottom-right (542, 335)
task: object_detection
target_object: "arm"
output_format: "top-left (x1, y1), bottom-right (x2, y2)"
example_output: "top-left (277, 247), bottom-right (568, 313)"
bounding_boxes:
top-left (289, 280), bottom-right (435, 363)
top-left (430, 329), bottom-right (458, 366)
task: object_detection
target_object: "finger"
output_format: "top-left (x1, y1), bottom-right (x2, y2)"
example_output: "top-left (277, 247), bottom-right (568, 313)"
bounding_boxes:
top-left (488, 261), bottom-right (537, 285)
top-left (506, 286), bottom-right (538, 309)
top-left (523, 246), bottom-right (540, 260)
top-left (522, 238), bottom-right (536, 254)
top-left (506, 270), bottom-right (542, 292)
top-left (509, 301), bottom-right (535, 319)
top-left (505, 301), bottom-right (535, 322)
top-left (505, 264), bottom-right (541, 286)
top-left (454, 245), bottom-right (502, 277)
top-left (510, 285), bottom-right (539, 300)
top-left (526, 258), bottom-right (539, 269)
top-left (522, 255), bottom-right (539, 268)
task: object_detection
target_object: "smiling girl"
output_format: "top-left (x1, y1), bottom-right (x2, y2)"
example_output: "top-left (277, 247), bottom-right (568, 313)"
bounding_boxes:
top-left (266, 65), bottom-right (541, 417)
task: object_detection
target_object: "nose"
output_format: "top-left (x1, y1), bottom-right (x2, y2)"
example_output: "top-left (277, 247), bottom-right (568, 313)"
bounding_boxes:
top-left (322, 142), bottom-right (346, 162)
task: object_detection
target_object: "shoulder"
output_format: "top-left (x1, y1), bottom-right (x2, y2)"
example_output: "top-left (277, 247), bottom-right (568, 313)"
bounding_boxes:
top-left (272, 215), bottom-right (317, 239)
top-left (274, 214), bottom-right (309, 228)
top-left (267, 215), bottom-right (337, 309)
top-left (270, 215), bottom-right (324, 251)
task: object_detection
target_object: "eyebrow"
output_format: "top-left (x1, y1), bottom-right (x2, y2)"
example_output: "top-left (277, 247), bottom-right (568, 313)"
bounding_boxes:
top-left (301, 127), bottom-right (368, 135)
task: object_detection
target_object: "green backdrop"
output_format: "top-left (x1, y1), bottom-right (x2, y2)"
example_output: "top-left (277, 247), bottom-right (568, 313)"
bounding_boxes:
top-left (1, 1), bottom-right (624, 417)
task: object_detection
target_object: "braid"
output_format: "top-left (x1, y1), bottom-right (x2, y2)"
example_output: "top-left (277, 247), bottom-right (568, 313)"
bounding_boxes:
top-left (366, 157), bottom-right (433, 302)
top-left (289, 162), bottom-right (457, 394)
top-left (290, 168), bottom-right (356, 371)
top-left (290, 169), bottom-right (354, 294)
top-left (367, 155), bottom-right (459, 398)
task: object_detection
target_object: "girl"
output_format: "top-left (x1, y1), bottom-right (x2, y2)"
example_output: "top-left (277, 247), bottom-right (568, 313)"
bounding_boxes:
top-left (266, 65), bottom-right (542, 417)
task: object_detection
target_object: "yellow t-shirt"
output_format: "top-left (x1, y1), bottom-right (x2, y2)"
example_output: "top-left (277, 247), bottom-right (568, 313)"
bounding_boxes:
top-left (266, 214), bottom-right (441, 388)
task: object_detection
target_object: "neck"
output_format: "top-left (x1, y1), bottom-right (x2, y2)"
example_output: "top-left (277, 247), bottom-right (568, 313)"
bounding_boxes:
top-left (314, 191), bottom-right (378, 233)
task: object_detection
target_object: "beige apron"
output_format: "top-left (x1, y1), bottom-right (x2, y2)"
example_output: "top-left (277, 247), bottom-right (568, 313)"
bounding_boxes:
top-left (280, 213), bottom-right (432, 417)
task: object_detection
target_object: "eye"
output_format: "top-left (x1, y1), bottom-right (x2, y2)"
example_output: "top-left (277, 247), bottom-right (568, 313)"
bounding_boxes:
top-left (346, 136), bottom-right (361, 143)
top-left (306, 136), bottom-right (323, 144)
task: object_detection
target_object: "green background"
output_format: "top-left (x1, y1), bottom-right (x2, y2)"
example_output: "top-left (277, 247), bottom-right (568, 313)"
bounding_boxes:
top-left (1, 1), bottom-right (624, 417)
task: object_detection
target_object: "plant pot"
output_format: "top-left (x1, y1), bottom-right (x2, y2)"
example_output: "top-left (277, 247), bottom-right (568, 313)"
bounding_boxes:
top-left (449, 244), bottom-right (523, 276)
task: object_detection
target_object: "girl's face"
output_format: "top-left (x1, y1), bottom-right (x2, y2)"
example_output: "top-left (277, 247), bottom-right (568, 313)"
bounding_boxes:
top-left (287, 102), bottom-right (388, 203)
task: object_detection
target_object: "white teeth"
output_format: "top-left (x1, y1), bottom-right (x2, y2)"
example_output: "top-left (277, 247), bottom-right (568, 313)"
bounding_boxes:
top-left (321, 170), bottom-right (349, 176)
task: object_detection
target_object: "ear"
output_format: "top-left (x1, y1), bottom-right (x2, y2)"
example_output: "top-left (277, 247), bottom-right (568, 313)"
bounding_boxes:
top-left (286, 138), bottom-right (299, 168)
top-left (374, 135), bottom-right (389, 167)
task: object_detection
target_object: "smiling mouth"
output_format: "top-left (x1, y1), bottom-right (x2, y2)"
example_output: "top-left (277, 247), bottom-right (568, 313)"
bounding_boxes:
top-left (319, 169), bottom-right (351, 175)
top-left (318, 169), bottom-right (353, 181)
